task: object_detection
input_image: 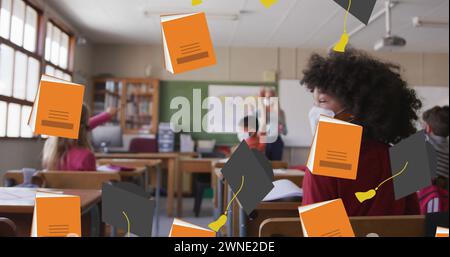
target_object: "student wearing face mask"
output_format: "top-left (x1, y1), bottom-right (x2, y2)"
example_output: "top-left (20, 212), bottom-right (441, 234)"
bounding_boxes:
top-left (301, 49), bottom-right (422, 216)
top-left (237, 115), bottom-right (265, 153)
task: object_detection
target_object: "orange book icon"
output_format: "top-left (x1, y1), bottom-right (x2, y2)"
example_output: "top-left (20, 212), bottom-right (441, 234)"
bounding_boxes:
top-left (169, 218), bottom-right (215, 237)
top-left (307, 115), bottom-right (362, 180)
top-left (298, 198), bottom-right (355, 237)
top-left (161, 12), bottom-right (216, 74)
top-left (436, 226), bottom-right (449, 237)
top-left (31, 191), bottom-right (81, 237)
top-left (28, 75), bottom-right (85, 139)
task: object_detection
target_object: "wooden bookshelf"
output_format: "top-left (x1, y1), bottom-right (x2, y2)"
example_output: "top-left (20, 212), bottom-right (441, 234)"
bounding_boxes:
top-left (92, 78), bottom-right (159, 135)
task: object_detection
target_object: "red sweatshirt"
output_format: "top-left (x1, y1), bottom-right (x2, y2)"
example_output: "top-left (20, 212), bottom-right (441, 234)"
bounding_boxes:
top-left (57, 112), bottom-right (111, 171)
top-left (302, 139), bottom-right (420, 216)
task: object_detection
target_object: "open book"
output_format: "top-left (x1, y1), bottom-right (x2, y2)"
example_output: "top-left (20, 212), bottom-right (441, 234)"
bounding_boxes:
top-left (31, 191), bottom-right (81, 237)
top-left (28, 75), bottom-right (85, 139)
top-left (263, 179), bottom-right (303, 202)
top-left (169, 218), bottom-right (215, 237)
top-left (436, 226), bottom-right (449, 237)
top-left (161, 12), bottom-right (216, 74)
top-left (307, 115), bottom-right (362, 180)
top-left (298, 198), bottom-right (354, 237)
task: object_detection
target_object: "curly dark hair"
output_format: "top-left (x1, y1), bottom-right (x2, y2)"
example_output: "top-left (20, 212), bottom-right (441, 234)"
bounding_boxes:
top-left (301, 49), bottom-right (422, 145)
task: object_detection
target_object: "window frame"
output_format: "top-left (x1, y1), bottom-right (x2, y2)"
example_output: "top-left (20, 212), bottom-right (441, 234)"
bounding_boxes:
top-left (0, 0), bottom-right (75, 140)
top-left (45, 18), bottom-right (75, 76)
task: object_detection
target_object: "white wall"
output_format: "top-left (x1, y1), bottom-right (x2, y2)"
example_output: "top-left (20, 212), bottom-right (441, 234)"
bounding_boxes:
top-left (90, 44), bottom-right (449, 166)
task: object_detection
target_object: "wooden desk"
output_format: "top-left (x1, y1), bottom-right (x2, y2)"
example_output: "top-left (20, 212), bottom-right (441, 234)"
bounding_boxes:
top-left (236, 201), bottom-right (301, 237)
top-left (0, 188), bottom-right (101, 237)
top-left (96, 158), bottom-right (162, 236)
top-left (95, 152), bottom-right (197, 217)
top-left (259, 215), bottom-right (427, 237)
top-left (176, 158), bottom-right (222, 217)
top-left (3, 170), bottom-right (121, 190)
top-left (96, 159), bottom-right (161, 191)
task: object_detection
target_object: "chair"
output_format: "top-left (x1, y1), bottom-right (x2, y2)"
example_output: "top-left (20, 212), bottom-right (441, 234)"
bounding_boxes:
top-left (4, 170), bottom-right (121, 190)
top-left (2, 170), bottom-right (43, 187)
top-left (129, 138), bottom-right (158, 153)
top-left (0, 218), bottom-right (17, 237)
top-left (259, 215), bottom-right (426, 237)
top-left (37, 171), bottom-right (121, 190)
top-left (193, 152), bottom-right (226, 217)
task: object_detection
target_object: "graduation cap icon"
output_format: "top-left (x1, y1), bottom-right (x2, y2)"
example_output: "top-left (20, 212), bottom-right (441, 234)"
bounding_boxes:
top-left (209, 141), bottom-right (274, 232)
top-left (355, 130), bottom-right (435, 203)
top-left (389, 130), bottom-right (435, 200)
top-left (102, 182), bottom-right (155, 237)
top-left (333, 0), bottom-right (377, 25)
top-left (332, 0), bottom-right (377, 52)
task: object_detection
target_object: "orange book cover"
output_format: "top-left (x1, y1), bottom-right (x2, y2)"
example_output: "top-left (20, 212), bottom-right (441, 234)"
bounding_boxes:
top-left (298, 199), bottom-right (354, 237)
top-left (31, 192), bottom-right (81, 237)
top-left (169, 218), bottom-right (215, 237)
top-left (161, 12), bottom-right (216, 74)
top-left (436, 226), bottom-right (449, 237)
top-left (307, 115), bottom-right (362, 180)
top-left (28, 75), bottom-right (84, 139)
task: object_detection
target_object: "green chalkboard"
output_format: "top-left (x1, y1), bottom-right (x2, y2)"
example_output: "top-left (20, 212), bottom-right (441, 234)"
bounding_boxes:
top-left (159, 80), bottom-right (277, 145)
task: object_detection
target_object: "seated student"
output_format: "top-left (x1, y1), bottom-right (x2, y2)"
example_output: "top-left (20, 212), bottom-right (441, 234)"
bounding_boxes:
top-left (418, 106), bottom-right (449, 214)
top-left (237, 115), bottom-right (265, 153)
top-left (422, 106), bottom-right (449, 185)
top-left (42, 105), bottom-right (117, 171)
top-left (300, 49), bottom-right (421, 216)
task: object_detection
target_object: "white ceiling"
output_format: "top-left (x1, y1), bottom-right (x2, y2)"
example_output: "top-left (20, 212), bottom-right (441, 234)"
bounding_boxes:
top-left (45, 0), bottom-right (449, 53)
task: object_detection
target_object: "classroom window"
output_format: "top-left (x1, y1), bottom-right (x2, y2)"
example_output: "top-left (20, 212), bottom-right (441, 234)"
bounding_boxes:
top-left (45, 21), bottom-right (71, 75)
top-left (0, 1), bottom-right (74, 139)
top-left (0, 101), bottom-right (6, 137)
top-left (45, 64), bottom-right (71, 81)
top-left (10, 0), bottom-right (25, 46)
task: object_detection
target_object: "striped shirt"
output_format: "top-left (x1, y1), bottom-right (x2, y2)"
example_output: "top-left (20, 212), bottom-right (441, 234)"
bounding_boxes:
top-left (426, 134), bottom-right (449, 179)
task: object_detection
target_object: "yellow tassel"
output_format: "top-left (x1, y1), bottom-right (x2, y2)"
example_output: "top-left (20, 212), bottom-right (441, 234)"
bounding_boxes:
top-left (355, 189), bottom-right (376, 203)
top-left (122, 211), bottom-right (130, 237)
top-left (208, 214), bottom-right (227, 232)
top-left (333, 0), bottom-right (351, 53)
top-left (192, 0), bottom-right (202, 6)
top-left (208, 176), bottom-right (245, 232)
top-left (333, 33), bottom-right (349, 53)
top-left (355, 161), bottom-right (409, 204)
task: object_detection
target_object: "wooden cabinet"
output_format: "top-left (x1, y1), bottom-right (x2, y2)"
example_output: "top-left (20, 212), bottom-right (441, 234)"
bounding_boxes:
top-left (92, 78), bottom-right (159, 135)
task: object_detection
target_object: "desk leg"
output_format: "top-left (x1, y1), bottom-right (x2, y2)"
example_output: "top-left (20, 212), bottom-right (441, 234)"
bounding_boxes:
top-left (144, 167), bottom-right (149, 192)
top-left (239, 207), bottom-right (247, 237)
top-left (154, 164), bottom-right (161, 237)
top-left (216, 178), bottom-right (224, 237)
top-left (89, 204), bottom-right (101, 237)
top-left (176, 165), bottom-right (183, 218)
top-left (226, 185), bottom-right (233, 238)
top-left (167, 158), bottom-right (175, 217)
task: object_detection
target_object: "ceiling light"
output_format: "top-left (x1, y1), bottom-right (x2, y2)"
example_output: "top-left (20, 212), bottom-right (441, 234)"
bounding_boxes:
top-left (143, 10), bottom-right (239, 21)
top-left (412, 17), bottom-right (449, 29)
top-left (374, 0), bottom-right (406, 51)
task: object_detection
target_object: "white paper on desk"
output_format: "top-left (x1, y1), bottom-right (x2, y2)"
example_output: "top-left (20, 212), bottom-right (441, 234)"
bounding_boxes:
top-left (97, 165), bottom-right (117, 172)
top-left (218, 158), bottom-right (229, 163)
top-left (273, 169), bottom-right (287, 174)
top-left (262, 179), bottom-right (303, 202)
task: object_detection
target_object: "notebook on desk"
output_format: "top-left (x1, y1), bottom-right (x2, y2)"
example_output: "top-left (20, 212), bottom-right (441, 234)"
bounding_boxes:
top-left (263, 179), bottom-right (303, 202)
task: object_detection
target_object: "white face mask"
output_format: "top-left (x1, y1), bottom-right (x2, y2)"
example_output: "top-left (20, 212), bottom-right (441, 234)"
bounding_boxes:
top-left (308, 106), bottom-right (335, 135)
top-left (237, 132), bottom-right (251, 142)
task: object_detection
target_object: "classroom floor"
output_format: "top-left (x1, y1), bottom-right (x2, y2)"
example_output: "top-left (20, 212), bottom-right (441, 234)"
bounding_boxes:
top-left (155, 197), bottom-right (215, 237)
